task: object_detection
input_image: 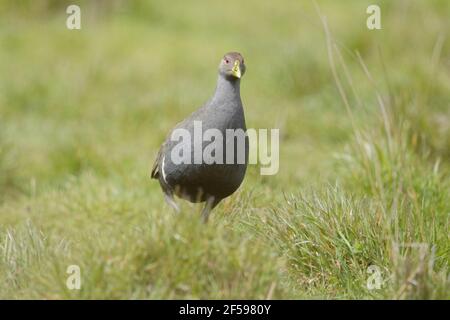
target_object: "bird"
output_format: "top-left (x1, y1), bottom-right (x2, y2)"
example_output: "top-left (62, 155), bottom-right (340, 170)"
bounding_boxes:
top-left (151, 52), bottom-right (248, 223)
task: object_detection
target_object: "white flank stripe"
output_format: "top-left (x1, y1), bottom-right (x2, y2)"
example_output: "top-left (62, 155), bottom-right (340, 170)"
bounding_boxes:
top-left (161, 155), bottom-right (167, 183)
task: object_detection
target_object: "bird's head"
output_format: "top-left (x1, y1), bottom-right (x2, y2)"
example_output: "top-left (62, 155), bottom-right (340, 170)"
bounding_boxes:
top-left (219, 52), bottom-right (246, 80)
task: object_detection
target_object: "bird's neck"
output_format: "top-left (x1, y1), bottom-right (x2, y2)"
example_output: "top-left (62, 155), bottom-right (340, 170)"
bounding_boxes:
top-left (210, 75), bottom-right (241, 106)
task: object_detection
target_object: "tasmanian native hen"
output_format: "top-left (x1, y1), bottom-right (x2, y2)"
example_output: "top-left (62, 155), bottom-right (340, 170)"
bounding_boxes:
top-left (151, 52), bottom-right (248, 222)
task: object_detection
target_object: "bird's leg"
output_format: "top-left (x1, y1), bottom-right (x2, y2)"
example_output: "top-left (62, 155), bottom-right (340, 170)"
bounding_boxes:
top-left (164, 193), bottom-right (180, 213)
top-left (201, 196), bottom-right (220, 223)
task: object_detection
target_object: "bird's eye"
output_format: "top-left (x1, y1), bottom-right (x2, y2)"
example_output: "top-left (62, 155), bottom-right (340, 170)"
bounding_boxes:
top-left (224, 58), bottom-right (229, 64)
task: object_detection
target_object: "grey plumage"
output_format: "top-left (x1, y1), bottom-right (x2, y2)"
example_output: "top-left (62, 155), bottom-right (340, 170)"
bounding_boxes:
top-left (151, 52), bottom-right (248, 222)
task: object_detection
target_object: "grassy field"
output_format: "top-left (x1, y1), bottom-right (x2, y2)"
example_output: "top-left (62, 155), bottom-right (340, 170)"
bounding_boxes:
top-left (0, 0), bottom-right (449, 299)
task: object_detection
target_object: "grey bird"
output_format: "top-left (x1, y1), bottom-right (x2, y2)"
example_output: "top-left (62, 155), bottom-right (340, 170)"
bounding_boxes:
top-left (151, 52), bottom-right (248, 222)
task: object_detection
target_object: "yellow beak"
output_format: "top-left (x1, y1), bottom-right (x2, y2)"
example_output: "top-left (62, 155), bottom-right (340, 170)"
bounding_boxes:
top-left (231, 60), bottom-right (241, 78)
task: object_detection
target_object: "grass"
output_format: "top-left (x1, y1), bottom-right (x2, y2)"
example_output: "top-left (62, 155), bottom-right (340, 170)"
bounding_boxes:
top-left (0, 0), bottom-right (449, 299)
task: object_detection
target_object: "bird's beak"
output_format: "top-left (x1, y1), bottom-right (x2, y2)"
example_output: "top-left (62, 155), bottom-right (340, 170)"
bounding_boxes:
top-left (231, 60), bottom-right (241, 78)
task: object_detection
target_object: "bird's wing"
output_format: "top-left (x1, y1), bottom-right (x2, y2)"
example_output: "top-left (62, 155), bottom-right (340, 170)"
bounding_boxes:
top-left (151, 143), bottom-right (164, 179)
top-left (151, 105), bottom-right (208, 180)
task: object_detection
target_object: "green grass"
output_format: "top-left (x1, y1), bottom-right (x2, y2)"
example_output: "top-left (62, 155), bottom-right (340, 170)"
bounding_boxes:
top-left (0, 0), bottom-right (449, 299)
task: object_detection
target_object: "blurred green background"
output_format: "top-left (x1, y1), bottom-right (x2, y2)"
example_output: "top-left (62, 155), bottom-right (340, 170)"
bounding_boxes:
top-left (0, 0), bottom-right (448, 299)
